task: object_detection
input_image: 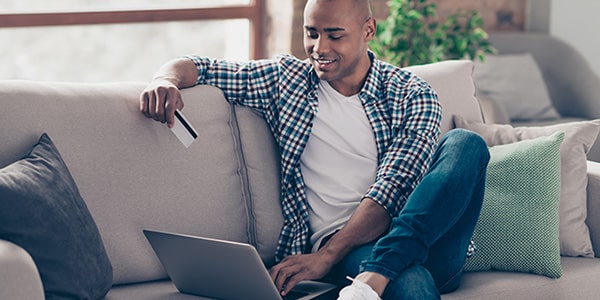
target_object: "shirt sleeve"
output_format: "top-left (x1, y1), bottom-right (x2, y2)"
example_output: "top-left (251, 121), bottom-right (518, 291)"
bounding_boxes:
top-left (184, 55), bottom-right (281, 113)
top-left (362, 79), bottom-right (442, 217)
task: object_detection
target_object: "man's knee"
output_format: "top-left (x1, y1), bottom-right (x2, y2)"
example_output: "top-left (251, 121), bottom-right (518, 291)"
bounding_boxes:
top-left (439, 128), bottom-right (490, 166)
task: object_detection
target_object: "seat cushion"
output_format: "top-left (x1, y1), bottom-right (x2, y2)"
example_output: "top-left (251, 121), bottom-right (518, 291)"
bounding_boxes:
top-left (443, 257), bottom-right (600, 299)
top-left (106, 280), bottom-right (203, 300)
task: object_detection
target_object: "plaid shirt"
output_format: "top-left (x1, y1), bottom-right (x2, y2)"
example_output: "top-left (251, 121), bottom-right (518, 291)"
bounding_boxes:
top-left (187, 52), bottom-right (442, 262)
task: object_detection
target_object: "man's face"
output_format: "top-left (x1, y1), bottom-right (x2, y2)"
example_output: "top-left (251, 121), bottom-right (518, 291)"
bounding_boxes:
top-left (303, 0), bottom-right (375, 91)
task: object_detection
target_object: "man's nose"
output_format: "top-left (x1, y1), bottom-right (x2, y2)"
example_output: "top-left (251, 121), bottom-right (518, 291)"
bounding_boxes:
top-left (313, 37), bottom-right (329, 54)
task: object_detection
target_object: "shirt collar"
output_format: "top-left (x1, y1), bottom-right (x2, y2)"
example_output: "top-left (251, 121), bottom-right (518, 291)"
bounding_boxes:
top-left (359, 51), bottom-right (384, 104)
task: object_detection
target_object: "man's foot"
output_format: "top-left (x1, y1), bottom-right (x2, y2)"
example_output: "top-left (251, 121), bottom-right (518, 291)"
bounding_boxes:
top-left (337, 276), bottom-right (382, 300)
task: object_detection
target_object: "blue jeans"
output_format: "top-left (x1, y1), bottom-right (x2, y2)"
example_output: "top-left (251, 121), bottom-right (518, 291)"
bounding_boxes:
top-left (324, 129), bottom-right (490, 299)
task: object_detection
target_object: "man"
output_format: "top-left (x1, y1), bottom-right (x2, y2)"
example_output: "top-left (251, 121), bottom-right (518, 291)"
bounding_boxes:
top-left (140, 0), bottom-right (490, 299)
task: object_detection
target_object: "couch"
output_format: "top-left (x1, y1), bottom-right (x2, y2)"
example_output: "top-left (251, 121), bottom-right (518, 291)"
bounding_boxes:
top-left (473, 32), bottom-right (600, 162)
top-left (2, 59), bottom-right (600, 300)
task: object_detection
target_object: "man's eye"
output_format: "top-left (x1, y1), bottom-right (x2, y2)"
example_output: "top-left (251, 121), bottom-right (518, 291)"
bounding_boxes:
top-left (330, 35), bottom-right (343, 40)
top-left (306, 32), bottom-right (318, 39)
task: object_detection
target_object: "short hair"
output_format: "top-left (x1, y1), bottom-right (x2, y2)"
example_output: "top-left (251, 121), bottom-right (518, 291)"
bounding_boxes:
top-left (305, 0), bottom-right (372, 20)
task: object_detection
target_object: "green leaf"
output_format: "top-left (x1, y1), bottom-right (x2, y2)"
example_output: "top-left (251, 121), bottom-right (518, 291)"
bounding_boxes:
top-left (370, 0), bottom-right (496, 67)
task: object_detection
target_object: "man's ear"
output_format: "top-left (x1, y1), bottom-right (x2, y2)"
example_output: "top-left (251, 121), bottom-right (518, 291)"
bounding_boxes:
top-left (364, 18), bottom-right (376, 40)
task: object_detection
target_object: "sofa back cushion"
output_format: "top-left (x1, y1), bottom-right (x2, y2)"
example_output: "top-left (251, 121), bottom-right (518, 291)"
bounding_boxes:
top-left (0, 81), bottom-right (251, 284)
top-left (233, 106), bottom-right (283, 268)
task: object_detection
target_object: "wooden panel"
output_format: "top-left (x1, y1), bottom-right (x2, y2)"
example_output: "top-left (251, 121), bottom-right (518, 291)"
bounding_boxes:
top-left (432, 0), bottom-right (526, 32)
top-left (370, 0), bottom-right (526, 32)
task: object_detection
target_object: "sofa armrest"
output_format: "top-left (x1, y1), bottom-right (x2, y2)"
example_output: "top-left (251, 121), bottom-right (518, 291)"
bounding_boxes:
top-left (489, 33), bottom-right (600, 120)
top-left (586, 161), bottom-right (600, 257)
top-left (0, 239), bottom-right (44, 300)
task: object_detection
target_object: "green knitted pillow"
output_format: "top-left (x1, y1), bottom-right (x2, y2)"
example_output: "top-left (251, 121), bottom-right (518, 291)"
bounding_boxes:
top-left (464, 131), bottom-right (564, 278)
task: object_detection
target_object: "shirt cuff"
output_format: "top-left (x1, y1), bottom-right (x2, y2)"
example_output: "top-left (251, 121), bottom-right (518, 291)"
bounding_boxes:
top-left (363, 179), bottom-right (404, 217)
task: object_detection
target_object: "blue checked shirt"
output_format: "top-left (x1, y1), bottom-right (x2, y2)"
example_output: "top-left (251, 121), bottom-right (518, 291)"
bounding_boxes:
top-left (186, 52), bottom-right (442, 262)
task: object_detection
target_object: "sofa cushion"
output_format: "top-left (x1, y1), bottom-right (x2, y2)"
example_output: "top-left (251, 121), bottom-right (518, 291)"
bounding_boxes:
top-left (405, 60), bottom-right (483, 136)
top-left (455, 116), bottom-right (600, 257)
top-left (233, 106), bottom-right (284, 267)
top-left (511, 117), bottom-right (600, 163)
top-left (445, 257), bottom-right (600, 299)
top-left (0, 133), bottom-right (113, 299)
top-left (0, 81), bottom-right (251, 284)
top-left (464, 132), bottom-right (563, 278)
top-left (473, 53), bottom-right (561, 121)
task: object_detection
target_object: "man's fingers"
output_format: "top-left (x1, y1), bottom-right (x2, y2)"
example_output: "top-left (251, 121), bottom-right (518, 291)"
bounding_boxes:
top-left (165, 90), bottom-right (183, 128)
top-left (139, 79), bottom-right (184, 126)
top-left (271, 265), bottom-right (289, 292)
top-left (153, 88), bottom-right (169, 123)
top-left (269, 259), bottom-right (306, 296)
top-left (148, 90), bottom-right (159, 122)
top-left (140, 92), bottom-right (150, 117)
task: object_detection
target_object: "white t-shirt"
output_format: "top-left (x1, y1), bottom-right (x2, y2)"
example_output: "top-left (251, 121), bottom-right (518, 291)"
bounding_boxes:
top-left (301, 81), bottom-right (378, 252)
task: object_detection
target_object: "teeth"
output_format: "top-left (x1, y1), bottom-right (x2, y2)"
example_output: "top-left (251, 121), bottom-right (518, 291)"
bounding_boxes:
top-left (314, 58), bottom-right (334, 64)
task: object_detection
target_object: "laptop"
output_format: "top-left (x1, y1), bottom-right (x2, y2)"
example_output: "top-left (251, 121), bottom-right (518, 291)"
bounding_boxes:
top-left (143, 229), bottom-right (337, 300)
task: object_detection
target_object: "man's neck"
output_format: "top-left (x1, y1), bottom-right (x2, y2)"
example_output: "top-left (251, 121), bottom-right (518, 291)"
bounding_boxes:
top-left (326, 54), bottom-right (372, 96)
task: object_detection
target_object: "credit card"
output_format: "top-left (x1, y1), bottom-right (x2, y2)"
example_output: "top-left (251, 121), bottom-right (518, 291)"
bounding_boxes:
top-left (170, 109), bottom-right (198, 148)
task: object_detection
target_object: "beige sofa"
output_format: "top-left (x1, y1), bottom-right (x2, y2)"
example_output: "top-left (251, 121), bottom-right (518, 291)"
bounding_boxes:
top-left (1, 59), bottom-right (600, 300)
top-left (474, 32), bottom-right (600, 162)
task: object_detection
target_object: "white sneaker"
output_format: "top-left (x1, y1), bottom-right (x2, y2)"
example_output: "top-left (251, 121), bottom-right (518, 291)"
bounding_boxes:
top-left (337, 276), bottom-right (382, 300)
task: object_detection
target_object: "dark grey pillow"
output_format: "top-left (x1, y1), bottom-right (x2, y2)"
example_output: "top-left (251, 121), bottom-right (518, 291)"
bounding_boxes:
top-left (0, 133), bottom-right (112, 299)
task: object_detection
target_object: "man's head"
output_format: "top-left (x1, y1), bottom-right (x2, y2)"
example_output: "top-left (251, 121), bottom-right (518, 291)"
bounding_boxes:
top-left (303, 0), bottom-right (376, 95)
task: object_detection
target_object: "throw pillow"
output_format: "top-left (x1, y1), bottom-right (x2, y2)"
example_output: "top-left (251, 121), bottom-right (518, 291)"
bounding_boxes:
top-left (464, 132), bottom-right (564, 278)
top-left (0, 133), bottom-right (113, 299)
top-left (473, 53), bottom-right (561, 121)
top-left (454, 116), bottom-right (600, 257)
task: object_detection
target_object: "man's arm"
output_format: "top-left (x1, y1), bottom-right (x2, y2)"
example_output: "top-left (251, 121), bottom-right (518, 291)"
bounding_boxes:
top-left (270, 197), bottom-right (390, 296)
top-left (140, 58), bottom-right (198, 128)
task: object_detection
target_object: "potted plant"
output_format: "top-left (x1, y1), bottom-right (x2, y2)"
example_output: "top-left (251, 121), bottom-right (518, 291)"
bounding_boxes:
top-left (370, 0), bottom-right (496, 67)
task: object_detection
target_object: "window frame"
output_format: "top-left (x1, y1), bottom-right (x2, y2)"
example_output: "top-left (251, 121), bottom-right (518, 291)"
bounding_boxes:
top-left (0, 0), bottom-right (265, 58)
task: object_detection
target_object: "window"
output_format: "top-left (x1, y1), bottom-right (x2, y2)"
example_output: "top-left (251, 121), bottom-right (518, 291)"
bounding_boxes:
top-left (1, 0), bottom-right (252, 11)
top-left (0, 0), bottom-right (264, 82)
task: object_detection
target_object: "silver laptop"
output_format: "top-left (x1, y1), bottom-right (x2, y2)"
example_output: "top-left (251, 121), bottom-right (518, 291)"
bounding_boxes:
top-left (143, 229), bottom-right (337, 300)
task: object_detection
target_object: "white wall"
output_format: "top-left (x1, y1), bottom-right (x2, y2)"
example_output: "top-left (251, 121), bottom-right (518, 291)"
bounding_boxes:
top-left (550, 0), bottom-right (600, 76)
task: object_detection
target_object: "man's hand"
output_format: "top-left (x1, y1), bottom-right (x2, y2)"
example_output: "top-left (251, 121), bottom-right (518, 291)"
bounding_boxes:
top-left (270, 199), bottom-right (391, 296)
top-left (139, 57), bottom-right (198, 128)
top-left (140, 78), bottom-right (184, 128)
top-left (269, 252), bottom-right (334, 297)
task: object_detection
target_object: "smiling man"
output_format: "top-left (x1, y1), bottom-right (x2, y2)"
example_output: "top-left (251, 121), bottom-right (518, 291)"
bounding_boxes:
top-left (140, 0), bottom-right (489, 299)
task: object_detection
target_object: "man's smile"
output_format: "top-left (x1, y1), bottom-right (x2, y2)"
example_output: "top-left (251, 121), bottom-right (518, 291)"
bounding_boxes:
top-left (312, 57), bottom-right (337, 70)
